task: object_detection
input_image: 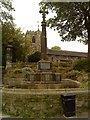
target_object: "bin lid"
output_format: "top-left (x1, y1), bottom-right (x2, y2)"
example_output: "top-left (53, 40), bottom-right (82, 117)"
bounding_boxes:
top-left (61, 93), bottom-right (76, 98)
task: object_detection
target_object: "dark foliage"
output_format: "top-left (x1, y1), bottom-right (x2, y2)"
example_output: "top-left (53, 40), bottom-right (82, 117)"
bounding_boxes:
top-left (73, 59), bottom-right (88, 72)
top-left (28, 52), bottom-right (41, 62)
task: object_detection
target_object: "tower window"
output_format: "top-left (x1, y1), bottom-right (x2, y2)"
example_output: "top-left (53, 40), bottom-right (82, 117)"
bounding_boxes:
top-left (32, 36), bottom-right (35, 43)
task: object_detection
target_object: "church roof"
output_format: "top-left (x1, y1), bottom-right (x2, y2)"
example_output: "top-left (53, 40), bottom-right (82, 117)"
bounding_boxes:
top-left (47, 49), bottom-right (87, 58)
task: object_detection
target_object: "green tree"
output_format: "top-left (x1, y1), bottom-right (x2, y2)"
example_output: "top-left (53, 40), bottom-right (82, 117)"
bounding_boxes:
top-left (51, 46), bottom-right (61, 50)
top-left (0, 0), bottom-right (15, 67)
top-left (2, 22), bottom-right (15, 67)
top-left (0, 0), bottom-right (15, 23)
top-left (2, 22), bottom-right (25, 65)
top-left (12, 28), bottom-right (25, 62)
top-left (2, 22), bottom-right (15, 46)
top-left (40, 2), bottom-right (90, 60)
top-left (25, 31), bottom-right (32, 62)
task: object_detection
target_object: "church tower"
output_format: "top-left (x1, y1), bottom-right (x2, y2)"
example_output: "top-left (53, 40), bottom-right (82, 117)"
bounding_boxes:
top-left (25, 30), bottom-right (41, 56)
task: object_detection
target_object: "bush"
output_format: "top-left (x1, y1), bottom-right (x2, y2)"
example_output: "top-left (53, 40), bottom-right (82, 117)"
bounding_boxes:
top-left (60, 62), bottom-right (70, 67)
top-left (66, 70), bottom-right (81, 80)
top-left (28, 52), bottom-right (41, 62)
top-left (80, 80), bottom-right (90, 88)
top-left (13, 68), bottom-right (22, 74)
top-left (73, 59), bottom-right (88, 72)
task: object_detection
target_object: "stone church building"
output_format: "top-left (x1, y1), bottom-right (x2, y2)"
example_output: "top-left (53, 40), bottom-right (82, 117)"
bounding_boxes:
top-left (25, 30), bottom-right (87, 62)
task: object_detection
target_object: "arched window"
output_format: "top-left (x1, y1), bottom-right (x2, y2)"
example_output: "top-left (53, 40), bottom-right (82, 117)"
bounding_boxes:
top-left (32, 36), bottom-right (35, 43)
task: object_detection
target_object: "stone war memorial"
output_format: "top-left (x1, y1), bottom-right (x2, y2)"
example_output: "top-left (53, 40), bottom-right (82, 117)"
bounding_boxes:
top-left (2, 3), bottom-right (88, 119)
top-left (20, 5), bottom-right (62, 88)
top-left (35, 5), bottom-right (62, 84)
top-left (4, 5), bottom-right (62, 88)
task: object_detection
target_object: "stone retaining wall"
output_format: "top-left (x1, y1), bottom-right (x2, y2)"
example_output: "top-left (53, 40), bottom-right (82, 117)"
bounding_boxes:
top-left (2, 90), bottom-right (88, 118)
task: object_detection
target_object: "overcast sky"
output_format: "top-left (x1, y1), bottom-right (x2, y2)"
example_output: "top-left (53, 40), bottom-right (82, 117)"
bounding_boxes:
top-left (12, 0), bottom-right (88, 52)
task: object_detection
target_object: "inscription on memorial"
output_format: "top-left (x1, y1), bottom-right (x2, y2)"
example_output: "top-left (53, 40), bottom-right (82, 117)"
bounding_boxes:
top-left (30, 74), bottom-right (34, 81)
top-left (56, 75), bottom-right (60, 81)
top-left (40, 63), bottom-right (50, 70)
top-left (45, 74), bottom-right (50, 81)
top-left (56, 74), bottom-right (61, 81)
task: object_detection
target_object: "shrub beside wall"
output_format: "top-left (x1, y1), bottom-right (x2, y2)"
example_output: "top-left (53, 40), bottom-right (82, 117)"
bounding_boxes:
top-left (73, 59), bottom-right (88, 72)
top-left (65, 70), bottom-right (81, 80)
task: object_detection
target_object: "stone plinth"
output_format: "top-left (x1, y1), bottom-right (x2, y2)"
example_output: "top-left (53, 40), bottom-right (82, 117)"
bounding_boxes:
top-left (41, 72), bottom-right (52, 82)
top-left (52, 73), bottom-right (62, 82)
top-left (26, 72), bottom-right (61, 83)
top-left (30, 59), bottom-right (62, 83)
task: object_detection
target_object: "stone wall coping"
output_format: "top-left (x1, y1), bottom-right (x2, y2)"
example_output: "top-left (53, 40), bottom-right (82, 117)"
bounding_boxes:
top-left (30, 72), bottom-right (54, 74)
top-left (2, 88), bottom-right (88, 95)
top-left (38, 60), bottom-right (52, 63)
top-left (55, 73), bottom-right (62, 75)
top-left (6, 44), bottom-right (13, 48)
top-left (40, 72), bottom-right (53, 74)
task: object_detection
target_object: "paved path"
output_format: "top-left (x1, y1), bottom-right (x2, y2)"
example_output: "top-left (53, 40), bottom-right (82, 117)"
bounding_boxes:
top-left (0, 116), bottom-right (89, 120)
